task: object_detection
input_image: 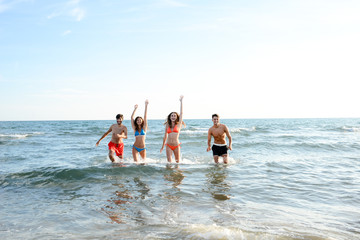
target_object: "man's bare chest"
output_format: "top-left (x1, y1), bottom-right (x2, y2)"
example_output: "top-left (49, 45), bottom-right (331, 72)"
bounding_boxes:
top-left (112, 126), bottom-right (124, 134)
top-left (212, 128), bottom-right (225, 137)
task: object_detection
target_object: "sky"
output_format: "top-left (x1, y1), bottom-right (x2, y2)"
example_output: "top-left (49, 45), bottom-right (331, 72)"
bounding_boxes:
top-left (1, 0), bottom-right (360, 121)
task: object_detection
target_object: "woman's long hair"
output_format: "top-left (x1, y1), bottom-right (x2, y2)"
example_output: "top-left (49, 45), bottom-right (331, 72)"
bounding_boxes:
top-left (165, 112), bottom-right (179, 127)
top-left (134, 116), bottom-right (144, 131)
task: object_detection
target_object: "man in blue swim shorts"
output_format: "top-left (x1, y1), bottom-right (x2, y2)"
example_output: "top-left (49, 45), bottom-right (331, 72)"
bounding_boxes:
top-left (207, 114), bottom-right (232, 164)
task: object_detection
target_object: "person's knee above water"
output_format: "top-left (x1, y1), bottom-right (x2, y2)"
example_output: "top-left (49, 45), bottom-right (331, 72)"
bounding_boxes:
top-left (160, 95), bottom-right (184, 163)
top-left (131, 100), bottom-right (149, 162)
top-left (96, 114), bottom-right (128, 162)
top-left (207, 113), bottom-right (232, 164)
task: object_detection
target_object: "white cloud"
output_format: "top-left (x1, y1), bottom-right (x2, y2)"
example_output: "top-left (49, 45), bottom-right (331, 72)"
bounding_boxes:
top-left (62, 30), bottom-right (72, 36)
top-left (70, 7), bottom-right (85, 21)
top-left (47, 0), bottom-right (85, 21)
top-left (47, 12), bottom-right (60, 19)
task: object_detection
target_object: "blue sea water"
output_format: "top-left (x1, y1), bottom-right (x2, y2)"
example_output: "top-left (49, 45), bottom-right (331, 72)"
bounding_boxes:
top-left (0, 118), bottom-right (360, 239)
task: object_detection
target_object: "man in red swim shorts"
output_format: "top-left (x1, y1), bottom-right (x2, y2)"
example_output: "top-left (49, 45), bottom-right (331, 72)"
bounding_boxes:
top-left (96, 114), bottom-right (128, 162)
top-left (108, 141), bottom-right (124, 157)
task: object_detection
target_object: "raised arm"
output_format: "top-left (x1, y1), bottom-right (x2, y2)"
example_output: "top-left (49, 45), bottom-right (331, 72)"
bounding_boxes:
top-left (144, 100), bottom-right (149, 131)
top-left (160, 124), bottom-right (168, 153)
top-left (96, 126), bottom-right (112, 146)
top-left (178, 95), bottom-right (184, 130)
top-left (131, 105), bottom-right (138, 131)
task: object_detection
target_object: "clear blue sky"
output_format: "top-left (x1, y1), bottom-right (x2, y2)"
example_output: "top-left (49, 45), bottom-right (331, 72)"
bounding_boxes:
top-left (1, 0), bottom-right (359, 120)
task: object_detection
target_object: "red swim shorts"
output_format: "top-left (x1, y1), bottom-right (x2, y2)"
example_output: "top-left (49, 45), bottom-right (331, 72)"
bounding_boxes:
top-left (108, 142), bottom-right (124, 156)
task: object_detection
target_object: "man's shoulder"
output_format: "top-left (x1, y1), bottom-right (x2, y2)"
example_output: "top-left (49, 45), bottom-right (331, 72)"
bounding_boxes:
top-left (220, 124), bottom-right (228, 129)
top-left (118, 124), bottom-right (127, 129)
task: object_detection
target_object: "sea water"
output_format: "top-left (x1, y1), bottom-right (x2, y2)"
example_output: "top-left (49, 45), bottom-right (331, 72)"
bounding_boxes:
top-left (0, 119), bottom-right (359, 239)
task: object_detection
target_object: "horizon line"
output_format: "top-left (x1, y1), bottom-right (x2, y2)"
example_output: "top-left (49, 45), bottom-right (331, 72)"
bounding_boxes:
top-left (1, 116), bottom-right (360, 122)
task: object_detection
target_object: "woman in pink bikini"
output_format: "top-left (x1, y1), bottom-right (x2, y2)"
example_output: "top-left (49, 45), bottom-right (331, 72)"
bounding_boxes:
top-left (160, 95), bottom-right (184, 163)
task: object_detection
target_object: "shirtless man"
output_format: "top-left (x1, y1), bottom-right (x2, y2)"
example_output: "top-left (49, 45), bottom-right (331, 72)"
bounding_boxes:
top-left (96, 114), bottom-right (128, 162)
top-left (207, 114), bottom-right (232, 164)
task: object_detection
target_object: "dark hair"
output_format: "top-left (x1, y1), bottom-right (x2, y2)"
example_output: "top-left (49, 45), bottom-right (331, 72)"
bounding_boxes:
top-left (165, 112), bottom-right (179, 127)
top-left (212, 114), bottom-right (219, 119)
top-left (134, 116), bottom-right (144, 131)
top-left (116, 114), bottom-right (124, 120)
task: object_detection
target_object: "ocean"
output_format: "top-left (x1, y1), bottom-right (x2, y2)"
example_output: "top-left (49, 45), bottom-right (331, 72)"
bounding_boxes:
top-left (0, 118), bottom-right (359, 239)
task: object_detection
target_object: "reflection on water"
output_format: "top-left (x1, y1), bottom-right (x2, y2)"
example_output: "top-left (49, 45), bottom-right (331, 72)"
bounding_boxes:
top-left (161, 164), bottom-right (185, 202)
top-left (102, 183), bottom-right (131, 224)
top-left (134, 176), bottom-right (150, 199)
top-left (102, 175), bottom-right (151, 224)
top-left (205, 165), bottom-right (231, 201)
top-left (101, 165), bottom-right (187, 226)
top-left (161, 164), bottom-right (186, 224)
top-left (164, 164), bottom-right (185, 189)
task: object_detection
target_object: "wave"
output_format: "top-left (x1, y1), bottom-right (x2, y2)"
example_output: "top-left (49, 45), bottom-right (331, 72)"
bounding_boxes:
top-left (238, 139), bottom-right (358, 152)
top-left (230, 126), bottom-right (256, 133)
top-left (118, 156), bottom-right (239, 165)
top-left (154, 223), bottom-right (332, 240)
top-left (0, 165), bottom-right (167, 188)
top-left (322, 126), bottom-right (360, 133)
top-left (0, 132), bottom-right (44, 139)
top-left (174, 126), bottom-right (258, 135)
top-left (0, 133), bottom-right (30, 139)
top-left (181, 129), bottom-right (208, 135)
top-left (0, 158), bottom-right (242, 189)
top-left (340, 126), bottom-right (360, 132)
top-left (297, 141), bottom-right (355, 151)
top-left (274, 134), bottom-right (298, 139)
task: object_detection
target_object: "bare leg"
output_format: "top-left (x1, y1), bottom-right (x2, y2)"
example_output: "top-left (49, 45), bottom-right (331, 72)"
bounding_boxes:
top-left (166, 146), bottom-right (173, 163)
top-left (109, 150), bottom-right (116, 162)
top-left (132, 147), bottom-right (139, 162)
top-left (139, 149), bottom-right (146, 160)
top-left (222, 154), bottom-right (228, 164)
top-left (213, 155), bottom-right (219, 164)
top-left (173, 147), bottom-right (181, 163)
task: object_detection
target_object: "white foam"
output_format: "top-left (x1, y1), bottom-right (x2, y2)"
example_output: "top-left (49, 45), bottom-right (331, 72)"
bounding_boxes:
top-left (230, 127), bottom-right (256, 133)
top-left (342, 126), bottom-right (360, 132)
top-left (181, 129), bottom-right (208, 135)
top-left (115, 155), bottom-right (239, 166)
top-left (182, 224), bottom-right (246, 240)
top-left (0, 134), bottom-right (29, 139)
top-left (180, 223), bottom-right (305, 240)
top-left (0, 132), bottom-right (44, 139)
